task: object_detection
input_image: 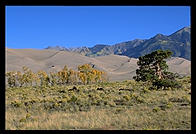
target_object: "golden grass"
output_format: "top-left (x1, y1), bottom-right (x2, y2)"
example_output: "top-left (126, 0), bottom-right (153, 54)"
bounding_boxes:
top-left (6, 77), bottom-right (191, 130)
top-left (6, 104), bottom-right (191, 130)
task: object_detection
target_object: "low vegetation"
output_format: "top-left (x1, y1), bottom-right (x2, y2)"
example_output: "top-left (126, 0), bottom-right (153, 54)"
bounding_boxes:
top-left (6, 76), bottom-right (191, 130)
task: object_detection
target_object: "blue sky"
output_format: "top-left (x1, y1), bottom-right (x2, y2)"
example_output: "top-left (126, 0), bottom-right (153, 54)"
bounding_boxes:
top-left (6, 6), bottom-right (190, 49)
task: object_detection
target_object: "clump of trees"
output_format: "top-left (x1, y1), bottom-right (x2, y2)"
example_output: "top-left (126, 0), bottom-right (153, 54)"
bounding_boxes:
top-left (78, 64), bottom-right (107, 84)
top-left (6, 64), bottom-right (108, 87)
top-left (133, 50), bottom-right (181, 89)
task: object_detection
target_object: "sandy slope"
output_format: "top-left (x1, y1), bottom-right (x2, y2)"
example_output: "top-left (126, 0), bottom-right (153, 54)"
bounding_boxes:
top-left (6, 48), bottom-right (191, 81)
top-left (166, 57), bottom-right (191, 76)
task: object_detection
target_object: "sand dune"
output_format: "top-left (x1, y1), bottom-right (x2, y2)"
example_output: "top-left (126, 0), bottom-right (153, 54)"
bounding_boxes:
top-left (6, 48), bottom-right (191, 81)
top-left (167, 57), bottom-right (191, 76)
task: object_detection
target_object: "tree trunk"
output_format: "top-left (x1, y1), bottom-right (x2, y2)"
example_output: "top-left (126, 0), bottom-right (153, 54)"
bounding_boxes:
top-left (155, 63), bottom-right (163, 79)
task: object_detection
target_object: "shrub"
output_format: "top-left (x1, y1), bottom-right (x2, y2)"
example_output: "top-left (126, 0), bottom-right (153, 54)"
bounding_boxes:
top-left (153, 107), bottom-right (161, 112)
top-left (152, 79), bottom-right (181, 89)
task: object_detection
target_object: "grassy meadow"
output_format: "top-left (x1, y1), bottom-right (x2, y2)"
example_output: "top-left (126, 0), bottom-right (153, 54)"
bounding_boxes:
top-left (6, 76), bottom-right (191, 130)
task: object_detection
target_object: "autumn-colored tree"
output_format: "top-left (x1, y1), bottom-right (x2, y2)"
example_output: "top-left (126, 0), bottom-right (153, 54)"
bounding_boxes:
top-left (94, 70), bottom-right (102, 83)
top-left (15, 68), bottom-right (38, 87)
top-left (86, 71), bottom-right (94, 84)
top-left (90, 69), bottom-right (97, 83)
top-left (49, 72), bottom-right (58, 86)
top-left (68, 69), bottom-right (78, 84)
top-left (6, 71), bottom-right (17, 87)
top-left (33, 72), bottom-right (40, 87)
top-left (78, 64), bottom-right (92, 74)
top-left (78, 72), bottom-right (87, 84)
top-left (78, 64), bottom-right (108, 84)
top-left (16, 71), bottom-right (24, 87)
top-left (22, 66), bottom-right (35, 86)
top-left (37, 70), bottom-right (49, 87)
top-left (6, 64), bottom-right (108, 87)
top-left (57, 65), bottom-right (69, 85)
top-left (57, 71), bottom-right (62, 85)
top-left (78, 64), bottom-right (93, 84)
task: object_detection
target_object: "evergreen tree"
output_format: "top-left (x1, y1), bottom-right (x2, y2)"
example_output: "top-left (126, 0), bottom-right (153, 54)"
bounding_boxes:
top-left (133, 50), bottom-right (180, 89)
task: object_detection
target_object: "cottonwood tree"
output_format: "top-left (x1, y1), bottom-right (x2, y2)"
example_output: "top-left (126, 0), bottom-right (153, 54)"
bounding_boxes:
top-left (78, 71), bottom-right (87, 84)
top-left (78, 64), bottom-right (92, 84)
top-left (6, 64), bottom-right (108, 87)
top-left (49, 72), bottom-right (58, 86)
top-left (133, 50), bottom-right (180, 89)
top-left (16, 71), bottom-right (24, 87)
top-left (22, 66), bottom-right (35, 86)
top-left (94, 70), bottom-right (103, 83)
top-left (33, 72), bottom-right (40, 87)
top-left (57, 65), bottom-right (69, 85)
top-left (6, 71), bottom-right (17, 87)
top-left (37, 70), bottom-right (49, 87)
top-left (68, 69), bottom-right (77, 84)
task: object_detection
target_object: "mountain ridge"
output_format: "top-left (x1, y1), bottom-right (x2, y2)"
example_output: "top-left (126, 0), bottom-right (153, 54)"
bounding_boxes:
top-left (45, 26), bottom-right (191, 60)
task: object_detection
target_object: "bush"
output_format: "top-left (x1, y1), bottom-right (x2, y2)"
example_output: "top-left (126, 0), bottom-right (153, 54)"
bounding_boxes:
top-left (152, 79), bottom-right (181, 89)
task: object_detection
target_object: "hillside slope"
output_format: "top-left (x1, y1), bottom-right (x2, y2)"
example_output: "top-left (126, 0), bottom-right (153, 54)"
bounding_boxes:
top-left (6, 48), bottom-right (191, 81)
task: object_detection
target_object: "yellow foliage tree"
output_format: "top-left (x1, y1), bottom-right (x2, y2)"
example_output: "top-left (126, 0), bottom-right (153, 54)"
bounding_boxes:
top-left (6, 64), bottom-right (108, 87)
top-left (78, 64), bottom-right (108, 84)
top-left (49, 72), bottom-right (58, 86)
top-left (37, 70), bottom-right (49, 87)
top-left (78, 72), bottom-right (87, 85)
top-left (6, 71), bottom-right (17, 87)
top-left (78, 64), bottom-right (92, 84)
top-left (22, 66), bottom-right (35, 86)
top-left (33, 72), bottom-right (40, 87)
top-left (68, 69), bottom-right (77, 85)
top-left (57, 65), bottom-right (69, 85)
top-left (16, 71), bottom-right (24, 87)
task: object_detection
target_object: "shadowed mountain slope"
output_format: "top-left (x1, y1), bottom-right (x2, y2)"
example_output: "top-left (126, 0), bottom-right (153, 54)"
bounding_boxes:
top-left (57, 27), bottom-right (190, 60)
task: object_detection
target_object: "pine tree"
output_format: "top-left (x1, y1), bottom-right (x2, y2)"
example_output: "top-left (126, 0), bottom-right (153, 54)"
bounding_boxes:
top-left (133, 50), bottom-right (180, 89)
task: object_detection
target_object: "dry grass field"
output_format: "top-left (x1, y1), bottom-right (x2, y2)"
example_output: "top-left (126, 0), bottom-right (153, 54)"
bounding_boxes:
top-left (6, 76), bottom-right (191, 130)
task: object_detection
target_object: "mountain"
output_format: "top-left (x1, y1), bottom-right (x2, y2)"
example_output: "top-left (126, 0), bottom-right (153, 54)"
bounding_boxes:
top-left (69, 46), bottom-right (91, 56)
top-left (59, 27), bottom-right (190, 60)
top-left (124, 27), bottom-right (191, 60)
top-left (169, 26), bottom-right (190, 43)
top-left (45, 45), bottom-right (69, 51)
top-left (68, 39), bottom-right (146, 57)
top-left (6, 48), bottom-right (191, 81)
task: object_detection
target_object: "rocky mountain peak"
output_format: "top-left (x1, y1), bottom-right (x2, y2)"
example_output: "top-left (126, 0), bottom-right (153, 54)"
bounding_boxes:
top-left (152, 33), bottom-right (168, 40)
top-left (45, 45), bottom-right (69, 51)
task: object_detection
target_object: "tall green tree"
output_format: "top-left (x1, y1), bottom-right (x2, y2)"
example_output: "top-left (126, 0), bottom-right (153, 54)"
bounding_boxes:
top-left (133, 50), bottom-right (180, 89)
